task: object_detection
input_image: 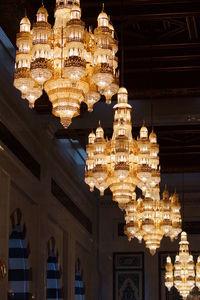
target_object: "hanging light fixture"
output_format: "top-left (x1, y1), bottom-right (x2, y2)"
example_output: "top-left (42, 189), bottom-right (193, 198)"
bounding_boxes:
top-left (85, 87), bottom-right (182, 254)
top-left (165, 231), bottom-right (200, 299)
top-left (14, 1), bottom-right (119, 127)
top-left (124, 186), bottom-right (182, 255)
top-left (85, 87), bottom-right (137, 199)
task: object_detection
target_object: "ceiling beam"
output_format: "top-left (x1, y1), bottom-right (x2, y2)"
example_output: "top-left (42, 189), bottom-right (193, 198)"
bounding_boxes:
top-left (55, 124), bottom-right (200, 173)
top-left (55, 124), bottom-right (200, 140)
top-left (186, 16), bottom-right (199, 41)
top-left (82, 1), bottom-right (200, 21)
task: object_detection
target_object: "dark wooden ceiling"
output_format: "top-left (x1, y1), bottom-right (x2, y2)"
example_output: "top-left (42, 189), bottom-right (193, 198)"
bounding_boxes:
top-left (55, 124), bottom-right (200, 173)
top-left (1, 0), bottom-right (200, 174)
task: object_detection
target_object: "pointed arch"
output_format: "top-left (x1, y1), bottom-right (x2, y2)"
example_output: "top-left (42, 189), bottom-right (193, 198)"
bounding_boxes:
top-left (8, 208), bottom-right (31, 300)
top-left (75, 258), bottom-right (85, 300)
top-left (46, 237), bottom-right (62, 300)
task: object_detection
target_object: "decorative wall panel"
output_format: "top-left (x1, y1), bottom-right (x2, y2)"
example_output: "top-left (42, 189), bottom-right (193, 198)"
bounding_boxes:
top-left (113, 253), bottom-right (144, 300)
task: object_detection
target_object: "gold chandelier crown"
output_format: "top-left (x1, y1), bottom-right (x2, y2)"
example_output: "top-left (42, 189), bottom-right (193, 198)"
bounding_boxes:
top-left (36, 6), bottom-right (49, 21)
top-left (85, 87), bottom-right (182, 254)
top-left (14, 1), bottom-right (119, 127)
top-left (97, 4), bottom-right (109, 27)
top-left (20, 17), bottom-right (31, 32)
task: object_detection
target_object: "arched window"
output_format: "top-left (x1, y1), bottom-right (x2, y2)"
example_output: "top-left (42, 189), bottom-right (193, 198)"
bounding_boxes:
top-left (75, 258), bottom-right (85, 300)
top-left (8, 209), bottom-right (31, 300)
top-left (46, 237), bottom-right (62, 300)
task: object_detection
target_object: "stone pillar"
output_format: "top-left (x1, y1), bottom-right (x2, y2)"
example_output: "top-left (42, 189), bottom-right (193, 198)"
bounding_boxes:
top-left (0, 168), bottom-right (10, 299)
top-left (35, 159), bottom-right (51, 300)
top-left (63, 232), bottom-right (68, 300)
top-left (68, 234), bottom-right (75, 300)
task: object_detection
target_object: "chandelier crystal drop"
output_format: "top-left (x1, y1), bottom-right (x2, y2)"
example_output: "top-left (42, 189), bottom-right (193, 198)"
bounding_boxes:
top-left (14, 1), bottom-right (119, 127)
top-left (85, 87), bottom-right (182, 254)
top-left (165, 232), bottom-right (200, 299)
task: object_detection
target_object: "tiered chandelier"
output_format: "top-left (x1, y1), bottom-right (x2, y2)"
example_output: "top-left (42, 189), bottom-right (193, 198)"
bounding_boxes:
top-left (165, 231), bottom-right (200, 299)
top-left (85, 87), bottom-right (182, 254)
top-left (124, 187), bottom-right (182, 255)
top-left (14, 1), bottom-right (119, 127)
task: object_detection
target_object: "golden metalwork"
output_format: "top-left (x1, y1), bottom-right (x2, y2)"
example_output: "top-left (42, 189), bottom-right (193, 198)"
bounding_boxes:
top-left (85, 87), bottom-right (182, 254)
top-left (14, 1), bottom-right (119, 127)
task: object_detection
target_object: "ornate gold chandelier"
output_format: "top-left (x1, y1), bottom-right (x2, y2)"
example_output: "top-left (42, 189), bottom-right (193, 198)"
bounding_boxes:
top-left (124, 187), bottom-right (182, 255)
top-left (14, 1), bottom-right (119, 128)
top-left (85, 87), bottom-right (182, 254)
top-left (165, 232), bottom-right (200, 299)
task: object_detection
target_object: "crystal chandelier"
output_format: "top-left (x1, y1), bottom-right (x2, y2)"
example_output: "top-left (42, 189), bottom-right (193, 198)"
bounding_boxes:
top-left (85, 87), bottom-right (137, 198)
top-left (124, 187), bottom-right (182, 255)
top-left (14, 1), bottom-right (119, 128)
top-left (85, 87), bottom-right (182, 254)
top-left (165, 232), bottom-right (200, 299)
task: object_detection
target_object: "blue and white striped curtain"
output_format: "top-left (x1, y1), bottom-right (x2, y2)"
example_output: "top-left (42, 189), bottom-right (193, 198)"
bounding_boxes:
top-left (46, 251), bottom-right (62, 300)
top-left (75, 271), bottom-right (85, 300)
top-left (8, 225), bottom-right (30, 300)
